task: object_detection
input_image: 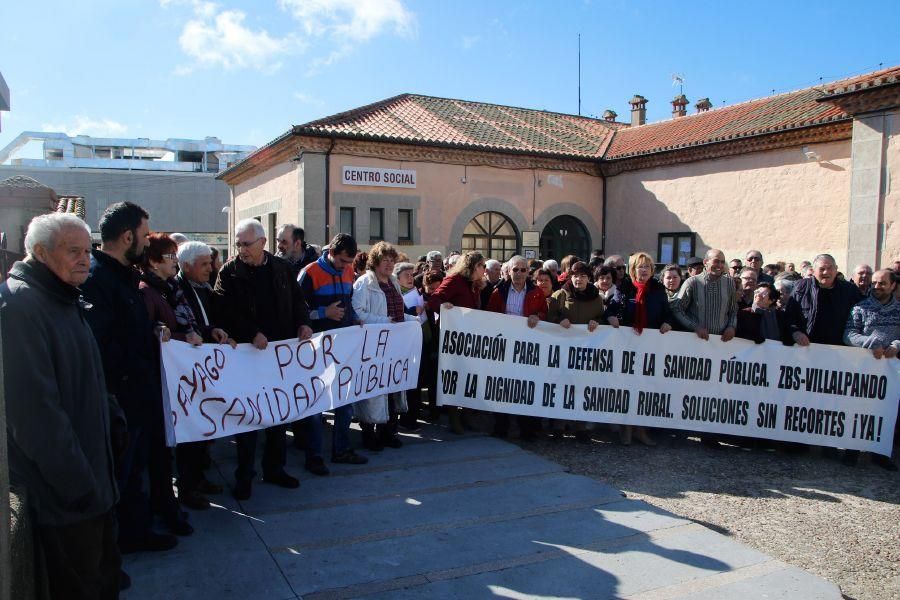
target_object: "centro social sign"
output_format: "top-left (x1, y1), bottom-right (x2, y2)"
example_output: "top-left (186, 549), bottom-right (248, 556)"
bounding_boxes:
top-left (342, 166), bottom-right (417, 188)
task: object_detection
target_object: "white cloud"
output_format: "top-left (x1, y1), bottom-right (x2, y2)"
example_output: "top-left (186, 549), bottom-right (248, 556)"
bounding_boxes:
top-left (172, 1), bottom-right (297, 74)
top-left (292, 92), bottom-right (325, 107)
top-left (41, 116), bottom-right (128, 137)
top-left (279, 0), bottom-right (415, 41)
top-left (461, 35), bottom-right (479, 50)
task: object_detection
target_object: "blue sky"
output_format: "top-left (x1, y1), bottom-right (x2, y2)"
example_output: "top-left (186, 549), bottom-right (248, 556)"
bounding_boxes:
top-left (2, 0), bottom-right (898, 156)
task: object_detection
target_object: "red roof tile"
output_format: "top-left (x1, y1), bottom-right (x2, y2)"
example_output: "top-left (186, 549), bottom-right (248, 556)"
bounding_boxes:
top-left (297, 94), bottom-right (621, 160)
top-left (823, 65), bottom-right (900, 96)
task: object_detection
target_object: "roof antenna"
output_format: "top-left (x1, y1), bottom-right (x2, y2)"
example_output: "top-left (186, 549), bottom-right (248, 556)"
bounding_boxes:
top-left (672, 73), bottom-right (685, 96)
top-left (577, 33), bottom-right (582, 116)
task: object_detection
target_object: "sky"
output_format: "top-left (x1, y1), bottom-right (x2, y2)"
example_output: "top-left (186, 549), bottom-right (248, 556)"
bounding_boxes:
top-left (2, 0), bottom-right (899, 158)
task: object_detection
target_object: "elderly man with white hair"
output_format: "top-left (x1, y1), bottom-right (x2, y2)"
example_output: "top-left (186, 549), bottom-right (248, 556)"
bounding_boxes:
top-left (1, 212), bottom-right (124, 597)
top-left (214, 218), bottom-right (313, 500)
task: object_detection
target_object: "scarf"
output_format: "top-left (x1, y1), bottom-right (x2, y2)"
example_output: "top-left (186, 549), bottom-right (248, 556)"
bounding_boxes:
top-left (141, 269), bottom-right (199, 334)
top-left (632, 279), bottom-right (649, 334)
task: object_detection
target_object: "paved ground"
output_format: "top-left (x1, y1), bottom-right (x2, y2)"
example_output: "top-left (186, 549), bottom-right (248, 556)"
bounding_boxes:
top-left (122, 422), bottom-right (843, 600)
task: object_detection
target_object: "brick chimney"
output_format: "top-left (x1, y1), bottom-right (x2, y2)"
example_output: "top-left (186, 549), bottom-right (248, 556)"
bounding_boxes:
top-left (695, 97), bottom-right (712, 113)
top-left (671, 94), bottom-right (689, 118)
top-left (602, 109), bottom-right (618, 122)
top-left (629, 95), bottom-right (648, 126)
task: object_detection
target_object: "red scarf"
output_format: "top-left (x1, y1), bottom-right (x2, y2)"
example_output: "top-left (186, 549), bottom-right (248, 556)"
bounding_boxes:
top-left (632, 279), bottom-right (649, 334)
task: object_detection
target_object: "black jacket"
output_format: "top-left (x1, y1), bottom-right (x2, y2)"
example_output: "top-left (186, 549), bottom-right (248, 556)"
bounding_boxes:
top-left (1, 260), bottom-right (120, 525)
top-left (604, 278), bottom-right (674, 329)
top-left (213, 252), bottom-right (310, 343)
top-left (785, 277), bottom-right (863, 345)
top-left (81, 249), bottom-right (159, 422)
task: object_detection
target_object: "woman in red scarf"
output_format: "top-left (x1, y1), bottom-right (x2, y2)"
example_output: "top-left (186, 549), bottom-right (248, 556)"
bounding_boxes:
top-left (604, 252), bottom-right (674, 446)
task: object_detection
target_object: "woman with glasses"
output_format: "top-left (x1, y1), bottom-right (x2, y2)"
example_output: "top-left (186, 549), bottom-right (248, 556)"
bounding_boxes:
top-left (139, 233), bottom-right (203, 535)
top-left (605, 252), bottom-right (674, 446)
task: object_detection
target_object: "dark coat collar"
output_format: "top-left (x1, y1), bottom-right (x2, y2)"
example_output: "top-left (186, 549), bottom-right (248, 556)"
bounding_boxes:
top-left (8, 258), bottom-right (81, 304)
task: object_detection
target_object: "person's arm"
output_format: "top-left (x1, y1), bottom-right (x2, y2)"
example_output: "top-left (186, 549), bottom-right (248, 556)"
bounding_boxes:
top-left (3, 311), bottom-right (98, 507)
top-left (670, 279), bottom-right (700, 331)
top-left (213, 267), bottom-right (259, 342)
top-left (843, 305), bottom-right (868, 348)
top-left (290, 275), bottom-right (311, 331)
top-left (81, 275), bottom-right (127, 396)
top-left (351, 278), bottom-right (393, 324)
top-left (427, 276), bottom-right (457, 312)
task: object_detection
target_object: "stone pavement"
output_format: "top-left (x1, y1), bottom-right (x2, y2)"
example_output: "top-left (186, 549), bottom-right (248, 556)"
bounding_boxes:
top-left (122, 423), bottom-right (842, 599)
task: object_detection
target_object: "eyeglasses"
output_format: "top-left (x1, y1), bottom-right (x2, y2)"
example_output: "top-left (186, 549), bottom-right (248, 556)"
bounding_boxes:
top-left (235, 238), bottom-right (261, 249)
top-left (730, 265), bottom-right (742, 270)
top-left (511, 267), bottom-right (527, 273)
top-left (162, 253), bottom-right (177, 261)
top-left (747, 256), bottom-right (762, 261)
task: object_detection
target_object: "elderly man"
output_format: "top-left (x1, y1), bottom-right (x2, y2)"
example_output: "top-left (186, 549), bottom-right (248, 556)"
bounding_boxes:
top-left (745, 250), bottom-right (774, 284)
top-left (672, 249), bottom-right (738, 342)
top-left (486, 255), bottom-right (547, 440)
top-left (737, 266), bottom-right (759, 309)
top-left (81, 201), bottom-right (181, 553)
top-left (543, 259), bottom-right (561, 290)
top-left (685, 256), bottom-right (704, 278)
top-left (2, 213), bottom-right (123, 597)
top-left (215, 218), bottom-right (313, 500)
top-left (843, 268), bottom-right (898, 470)
top-left (851, 263), bottom-right (873, 296)
top-left (172, 241), bottom-right (235, 508)
top-left (481, 259), bottom-right (502, 306)
top-left (786, 254), bottom-right (863, 348)
top-left (276, 224), bottom-right (318, 277)
top-left (729, 258), bottom-right (743, 278)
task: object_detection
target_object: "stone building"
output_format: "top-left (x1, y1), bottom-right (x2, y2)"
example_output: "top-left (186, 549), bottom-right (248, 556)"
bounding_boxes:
top-left (220, 66), bottom-right (900, 269)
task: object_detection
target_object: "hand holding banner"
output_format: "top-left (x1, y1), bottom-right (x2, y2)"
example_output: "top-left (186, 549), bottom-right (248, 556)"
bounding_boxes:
top-left (437, 308), bottom-right (899, 456)
top-left (160, 322), bottom-right (422, 445)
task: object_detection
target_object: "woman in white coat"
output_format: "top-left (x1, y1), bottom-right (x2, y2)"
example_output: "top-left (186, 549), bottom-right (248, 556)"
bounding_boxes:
top-left (352, 241), bottom-right (419, 450)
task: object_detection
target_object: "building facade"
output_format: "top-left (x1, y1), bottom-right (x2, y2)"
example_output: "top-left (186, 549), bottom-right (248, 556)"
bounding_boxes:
top-left (221, 66), bottom-right (900, 270)
top-left (0, 133), bottom-right (256, 252)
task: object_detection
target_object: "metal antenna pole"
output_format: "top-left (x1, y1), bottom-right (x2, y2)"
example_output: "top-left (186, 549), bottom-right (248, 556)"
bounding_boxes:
top-left (577, 34), bottom-right (582, 116)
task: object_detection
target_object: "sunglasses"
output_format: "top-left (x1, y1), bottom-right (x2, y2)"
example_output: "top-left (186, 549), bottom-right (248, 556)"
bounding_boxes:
top-left (511, 267), bottom-right (527, 273)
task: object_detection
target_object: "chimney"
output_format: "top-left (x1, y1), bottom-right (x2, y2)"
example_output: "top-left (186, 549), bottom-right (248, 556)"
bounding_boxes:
top-left (695, 97), bottom-right (712, 113)
top-left (629, 95), bottom-right (648, 126)
top-left (671, 94), bottom-right (689, 118)
top-left (602, 109), bottom-right (618, 122)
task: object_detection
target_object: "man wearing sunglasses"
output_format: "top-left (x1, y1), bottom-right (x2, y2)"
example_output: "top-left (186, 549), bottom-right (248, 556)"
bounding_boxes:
top-left (486, 255), bottom-right (547, 441)
top-left (745, 250), bottom-right (774, 284)
top-left (214, 218), bottom-right (313, 500)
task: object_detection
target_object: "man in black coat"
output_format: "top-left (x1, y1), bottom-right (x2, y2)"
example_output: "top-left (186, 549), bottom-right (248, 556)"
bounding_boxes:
top-left (1, 213), bottom-right (122, 598)
top-left (214, 218), bottom-right (313, 500)
top-left (80, 201), bottom-right (181, 552)
top-left (785, 254), bottom-right (863, 347)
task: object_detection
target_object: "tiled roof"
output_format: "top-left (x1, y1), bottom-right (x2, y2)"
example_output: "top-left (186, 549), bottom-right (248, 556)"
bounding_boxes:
top-left (296, 94), bottom-right (622, 160)
top-left (605, 66), bottom-right (900, 160)
top-left (823, 65), bottom-right (900, 96)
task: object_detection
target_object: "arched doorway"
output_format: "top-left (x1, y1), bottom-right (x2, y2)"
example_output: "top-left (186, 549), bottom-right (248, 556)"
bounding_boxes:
top-left (461, 211), bottom-right (519, 261)
top-left (540, 215), bottom-right (591, 261)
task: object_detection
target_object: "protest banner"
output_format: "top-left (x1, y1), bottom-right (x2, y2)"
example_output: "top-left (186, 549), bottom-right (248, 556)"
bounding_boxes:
top-left (437, 308), bottom-right (899, 456)
top-left (160, 322), bottom-right (422, 445)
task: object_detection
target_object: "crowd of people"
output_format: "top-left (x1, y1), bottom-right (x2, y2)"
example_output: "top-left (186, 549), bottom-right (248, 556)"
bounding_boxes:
top-left (1, 203), bottom-right (898, 598)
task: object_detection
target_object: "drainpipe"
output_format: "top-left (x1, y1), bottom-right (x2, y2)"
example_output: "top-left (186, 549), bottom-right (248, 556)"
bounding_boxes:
top-left (600, 174), bottom-right (607, 254)
top-left (324, 138), bottom-right (335, 244)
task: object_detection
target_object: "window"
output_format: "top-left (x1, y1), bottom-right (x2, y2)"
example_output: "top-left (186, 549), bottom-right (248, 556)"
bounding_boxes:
top-left (398, 209), bottom-right (412, 243)
top-left (462, 211), bottom-right (519, 261)
top-left (369, 208), bottom-right (384, 242)
top-left (657, 232), bottom-right (696, 266)
top-left (339, 207), bottom-right (355, 236)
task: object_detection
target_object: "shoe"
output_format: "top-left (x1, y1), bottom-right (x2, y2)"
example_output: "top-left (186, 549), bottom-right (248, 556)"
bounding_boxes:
top-left (362, 429), bottom-right (384, 451)
top-left (841, 450), bottom-right (860, 466)
top-left (448, 410), bottom-right (464, 435)
top-left (490, 429), bottom-right (508, 439)
top-left (120, 532), bottom-right (178, 554)
top-left (520, 431), bottom-right (538, 442)
top-left (332, 450), bottom-right (368, 464)
top-left (263, 471), bottom-right (300, 489)
top-left (165, 515), bottom-right (194, 537)
top-left (634, 428), bottom-right (656, 447)
top-left (873, 455), bottom-right (898, 471)
top-left (619, 426), bottom-right (632, 446)
top-left (233, 479), bottom-right (252, 501)
top-left (575, 431), bottom-right (591, 445)
top-left (119, 569), bottom-right (132, 591)
top-left (195, 478), bottom-right (223, 495)
top-left (305, 457), bottom-right (330, 476)
top-left (381, 434), bottom-right (403, 449)
top-left (551, 431), bottom-right (564, 442)
top-left (399, 421), bottom-right (422, 433)
top-left (179, 490), bottom-right (211, 510)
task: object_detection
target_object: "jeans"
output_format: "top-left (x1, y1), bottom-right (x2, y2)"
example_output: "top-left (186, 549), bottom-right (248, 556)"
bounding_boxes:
top-left (303, 404), bottom-right (353, 460)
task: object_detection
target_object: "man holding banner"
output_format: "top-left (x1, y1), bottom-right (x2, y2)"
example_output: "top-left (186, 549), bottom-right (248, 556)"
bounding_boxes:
top-left (214, 218), bottom-right (313, 500)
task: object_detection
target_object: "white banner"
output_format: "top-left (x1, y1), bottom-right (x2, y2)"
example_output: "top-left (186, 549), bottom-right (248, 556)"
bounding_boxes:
top-left (161, 322), bottom-right (422, 445)
top-left (437, 308), bottom-right (899, 456)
